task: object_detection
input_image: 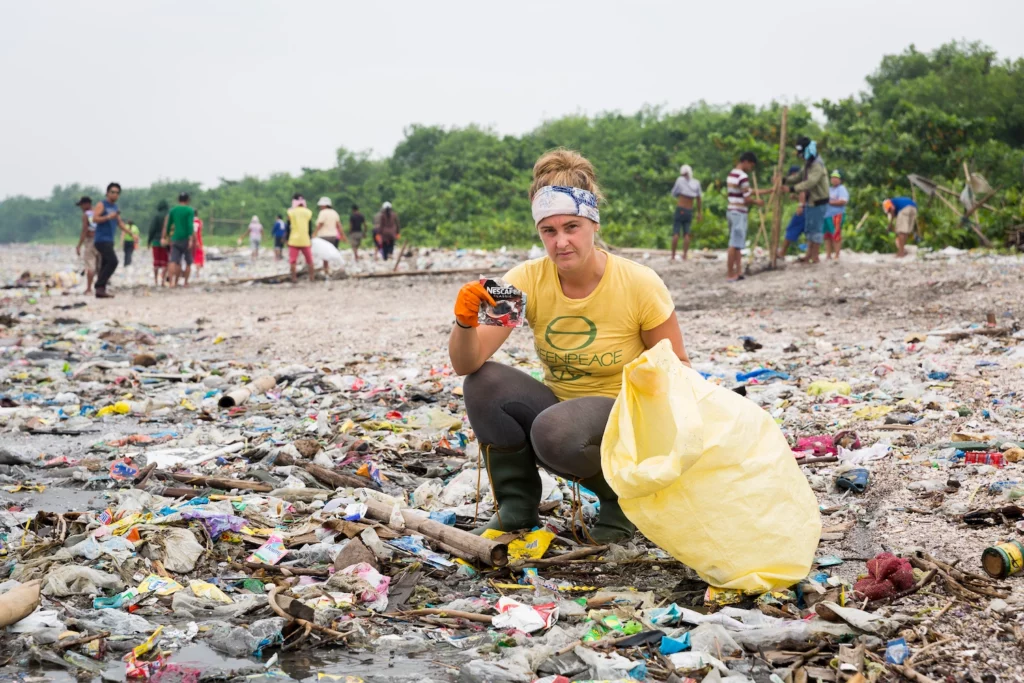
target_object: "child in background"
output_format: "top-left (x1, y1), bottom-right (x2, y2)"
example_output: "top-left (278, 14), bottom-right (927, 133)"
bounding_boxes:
top-left (824, 169), bottom-right (849, 261)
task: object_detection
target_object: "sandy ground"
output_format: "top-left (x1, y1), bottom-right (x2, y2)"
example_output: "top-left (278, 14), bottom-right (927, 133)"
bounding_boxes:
top-left (3, 243), bottom-right (1024, 680)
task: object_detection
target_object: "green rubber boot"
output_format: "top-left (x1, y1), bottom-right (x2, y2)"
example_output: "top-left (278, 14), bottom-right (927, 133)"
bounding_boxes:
top-left (579, 472), bottom-right (635, 544)
top-left (472, 443), bottom-right (542, 534)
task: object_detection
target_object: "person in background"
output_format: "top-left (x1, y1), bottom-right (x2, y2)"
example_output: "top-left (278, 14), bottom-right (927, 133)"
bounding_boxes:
top-left (725, 153), bottom-right (764, 282)
top-left (192, 209), bottom-right (205, 277)
top-left (348, 204), bottom-right (366, 262)
top-left (74, 196), bottom-right (99, 295)
top-left (239, 215), bottom-right (263, 261)
top-left (883, 196), bottom-right (918, 258)
top-left (776, 166), bottom-right (806, 259)
top-left (149, 200), bottom-right (170, 286)
top-left (824, 169), bottom-right (849, 261)
top-left (163, 192), bottom-right (195, 287)
top-left (123, 218), bottom-right (140, 267)
top-left (669, 164), bottom-right (703, 261)
top-left (286, 194), bottom-right (315, 283)
top-left (372, 221), bottom-right (382, 260)
top-left (374, 201), bottom-right (401, 260)
top-left (314, 197), bottom-right (346, 277)
top-left (271, 214), bottom-right (286, 260)
top-left (314, 197), bottom-right (344, 247)
top-left (91, 182), bottom-right (133, 298)
top-left (783, 136), bottom-right (829, 265)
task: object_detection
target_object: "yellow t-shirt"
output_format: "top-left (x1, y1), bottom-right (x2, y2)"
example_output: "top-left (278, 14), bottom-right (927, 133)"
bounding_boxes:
top-left (287, 206), bottom-right (313, 247)
top-left (504, 251), bottom-right (675, 401)
top-left (315, 208), bottom-right (342, 238)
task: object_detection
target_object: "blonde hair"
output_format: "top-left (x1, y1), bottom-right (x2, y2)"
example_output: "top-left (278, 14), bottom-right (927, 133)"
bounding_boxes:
top-left (529, 149), bottom-right (604, 202)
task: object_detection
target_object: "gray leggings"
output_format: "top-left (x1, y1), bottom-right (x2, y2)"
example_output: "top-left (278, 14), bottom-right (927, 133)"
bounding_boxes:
top-left (463, 361), bottom-right (613, 479)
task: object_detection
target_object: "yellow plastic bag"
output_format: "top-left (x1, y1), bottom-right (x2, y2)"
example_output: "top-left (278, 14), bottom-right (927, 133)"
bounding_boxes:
top-left (601, 341), bottom-right (821, 593)
top-left (188, 579), bottom-right (233, 604)
top-left (806, 380), bottom-right (851, 396)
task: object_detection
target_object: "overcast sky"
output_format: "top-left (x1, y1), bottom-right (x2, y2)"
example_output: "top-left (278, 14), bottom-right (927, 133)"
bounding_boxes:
top-left (2, 0), bottom-right (1022, 199)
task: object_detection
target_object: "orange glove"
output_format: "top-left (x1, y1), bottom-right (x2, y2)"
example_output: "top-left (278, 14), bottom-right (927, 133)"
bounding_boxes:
top-left (454, 281), bottom-right (497, 328)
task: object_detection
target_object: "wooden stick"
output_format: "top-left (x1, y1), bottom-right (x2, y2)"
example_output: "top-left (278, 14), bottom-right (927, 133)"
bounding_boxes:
top-left (148, 486), bottom-right (210, 499)
top-left (769, 106), bottom-right (788, 268)
top-left (237, 561), bottom-right (330, 577)
top-left (168, 472), bottom-right (272, 492)
top-left (352, 267), bottom-right (504, 280)
top-left (796, 455), bottom-right (839, 466)
top-left (219, 375), bottom-right (277, 408)
top-left (938, 327), bottom-right (1011, 341)
top-left (302, 462), bottom-right (380, 491)
top-left (963, 186), bottom-right (1000, 220)
top-left (54, 631), bottom-right (110, 653)
top-left (133, 463), bottom-right (156, 488)
top-left (361, 496), bottom-right (509, 567)
top-left (513, 544), bottom-right (608, 568)
top-left (932, 191), bottom-right (965, 221)
top-left (396, 608), bottom-right (493, 624)
top-left (851, 211), bottom-right (869, 233)
top-left (889, 663), bottom-right (940, 683)
top-left (267, 585), bottom-right (350, 640)
top-left (393, 239), bottom-right (409, 272)
top-left (908, 637), bottom-right (955, 667)
top-left (911, 185), bottom-right (924, 240)
top-left (748, 173), bottom-right (771, 266)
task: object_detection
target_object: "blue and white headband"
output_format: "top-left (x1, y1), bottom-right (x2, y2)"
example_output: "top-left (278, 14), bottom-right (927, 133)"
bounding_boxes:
top-left (531, 185), bottom-right (600, 225)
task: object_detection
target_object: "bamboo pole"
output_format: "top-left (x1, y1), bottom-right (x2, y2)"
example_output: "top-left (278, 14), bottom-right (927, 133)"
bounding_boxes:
top-left (168, 472), bottom-right (272, 492)
top-left (769, 107), bottom-right (788, 268)
top-left (963, 186), bottom-right (1000, 220)
top-left (748, 173), bottom-right (770, 266)
top-left (911, 186), bottom-right (924, 240)
top-left (219, 375), bottom-right (277, 408)
top-left (850, 212), bottom-right (869, 233)
top-left (361, 496), bottom-right (509, 567)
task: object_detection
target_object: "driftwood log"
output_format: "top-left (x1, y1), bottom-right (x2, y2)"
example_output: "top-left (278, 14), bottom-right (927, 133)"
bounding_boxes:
top-left (361, 496), bottom-right (508, 567)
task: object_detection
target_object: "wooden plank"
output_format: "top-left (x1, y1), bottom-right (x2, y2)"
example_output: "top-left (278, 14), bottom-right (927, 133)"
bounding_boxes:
top-left (769, 107), bottom-right (788, 268)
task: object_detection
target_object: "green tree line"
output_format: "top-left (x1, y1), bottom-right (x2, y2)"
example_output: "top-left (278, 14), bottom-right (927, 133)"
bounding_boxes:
top-left (2, 41), bottom-right (1022, 252)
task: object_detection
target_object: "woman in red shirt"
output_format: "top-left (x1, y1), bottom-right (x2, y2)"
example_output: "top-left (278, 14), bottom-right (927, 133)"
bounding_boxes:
top-left (192, 210), bottom-right (206, 274)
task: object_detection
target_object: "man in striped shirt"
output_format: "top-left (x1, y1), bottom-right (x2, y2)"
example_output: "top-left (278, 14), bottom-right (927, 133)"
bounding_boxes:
top-left (725, 152), bottom-right (764, 282)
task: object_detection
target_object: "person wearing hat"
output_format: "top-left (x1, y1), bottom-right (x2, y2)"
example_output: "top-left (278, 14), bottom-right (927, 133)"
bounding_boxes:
top-left (725, 152), bottom-right (764, 282)
top-left (824, 169), bottom-right (849, 261)
top-left (74, 196), bottom-right (100, 294)
top-left (314, 197), bottom-right (345, 248)
top-left (883, 196), bottom-right (917, 258)
top-left (783, 137), bottom-right (829, 265)
top-left (374, 201), bottom-right (401, 261)
top-left (314, 196), bottom-right (346, 277)
top-left (669, 165), bottom-right (703, 262)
